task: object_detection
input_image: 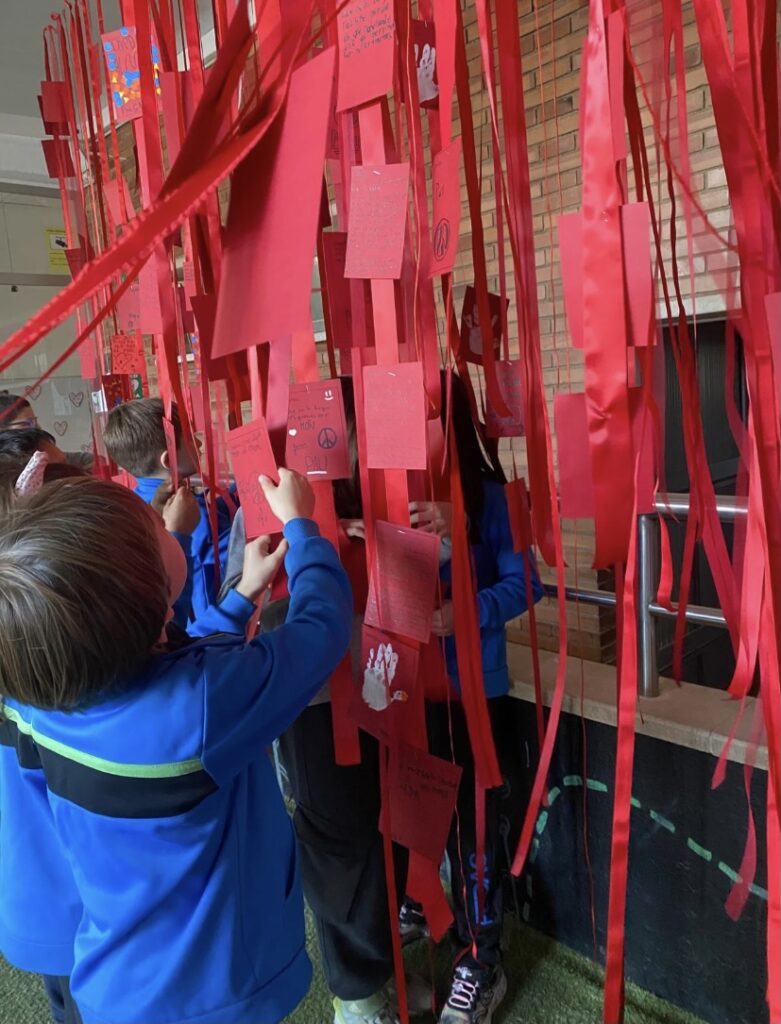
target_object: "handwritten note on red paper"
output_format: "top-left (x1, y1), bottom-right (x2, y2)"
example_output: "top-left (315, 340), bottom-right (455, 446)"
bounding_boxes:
top-left (387, 743), bottom-right (462, 863)
top-left (345, 163), bottom-right (410, 281)
top-left (363, 362), bottom-right (427, 470)
top-left (321, 232), bottom-right (353, 346)
top-left (349, 626), bottom-right (420, 744)
top-left (558, 212), bottom-right (584, 350)
top-left (102, 26), bottom-right (161, 124)
top-left (285, 379), bottom-right (351, 480)
top-left (117, 278), bottom-right (140, 335)
top-left (365, 520), bottom-right (441, 643)
top-left (485, 360), bottom-right (525, 438)
top-left (226, 419), bottom-right (282, 538)
top-left (460, 286), bottom-right (508, 364)
top-left (212, 49), bottom-right (335, 357)
top-left (336, 0), bottom-right (395, 112)
top-left (555, 389), bottom-right (655, 519)
top-left (430, 139), bottom-right (461, 274)
top-left (110, 333), bottom-right (145, 376)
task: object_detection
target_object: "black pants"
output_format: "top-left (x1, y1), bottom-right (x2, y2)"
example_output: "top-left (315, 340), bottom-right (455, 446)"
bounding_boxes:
top-left (278, 704), bottom-right (409, 1001)
top-left (42, 975), bottom-right (81, 1024)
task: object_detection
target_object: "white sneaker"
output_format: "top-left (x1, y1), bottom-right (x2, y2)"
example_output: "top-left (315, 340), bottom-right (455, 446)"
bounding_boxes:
top-left (334, 991), bottom-right (399, 1024)
top-left (438, 964), bottom-right (508, 1024)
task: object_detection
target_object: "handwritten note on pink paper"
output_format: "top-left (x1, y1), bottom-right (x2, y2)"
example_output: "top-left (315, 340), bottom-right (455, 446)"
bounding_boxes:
top-left (336, 0), bottom-right (395, 112)
top-left (365, 521), bottom-right (441, 643)
top-left (345, 163), bottom-right (410, 281)
top-left (430, 139), bottom-right (461, 274)
top-left (286, 379), bottom-right (351, 481)
top-left (321, 232), bottom-right (353, 346)
top-left (363, 362), bottom-right (427, 470)
top-left (110, 333), bottom-right (145, 376)
top-left (349, 626), bottom-right (420, 744)
top-left (460, 286), bottom-right (508, 364)
top-left (226, 419), bottom-right (282, 538)
top-left (485, 360), bottom-right (525, 438)
top-left (387, 743), bottom-right (462, 863)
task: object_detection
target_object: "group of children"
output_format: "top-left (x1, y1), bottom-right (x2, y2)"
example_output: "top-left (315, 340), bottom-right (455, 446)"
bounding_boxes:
top-left (0, 372), bottom-right (541, 1024)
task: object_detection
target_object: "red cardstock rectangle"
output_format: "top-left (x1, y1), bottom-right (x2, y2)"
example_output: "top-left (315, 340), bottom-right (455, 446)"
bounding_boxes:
top-left (485, 359), bottom-right (525, 438)
top-left (321, 232), bottom-right (353, 347)
top-left (101, 374), bottom-right (132, 409)
top-left (364, 521), bottom-right (441, 643)
top-left (345, 163), bottom-right (410, 281)
top-left (621, 203), bottom-right (654, 347)
top-left (285, 379), bottom-right (351, 480)
top-left (110, 333), bottom-right (145, 376)
top-left (387, 743), bottom-right (462, 864)
top-left (363, 362), bottom-right (427, 470)
top-left (430, 138), bottom-right (461, 274)
top-left (460, 286), bottom-right (508, 364)
top-left (349, 626), bottom-right (421, 745)
top-left (41, 138), bottom-right (75, 179)
top-left (226, 419), bottom-right (282, 538)
top-left (40, 81), bottom-right (68, 129)
top-left (336, 0), bottom-right (395, 112)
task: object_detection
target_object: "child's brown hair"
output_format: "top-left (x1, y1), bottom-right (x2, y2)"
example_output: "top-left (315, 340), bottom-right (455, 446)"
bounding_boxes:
top-left (103, 399), bottom-right (182, 477)
top-left (0, 478), bottom-right (169, 710)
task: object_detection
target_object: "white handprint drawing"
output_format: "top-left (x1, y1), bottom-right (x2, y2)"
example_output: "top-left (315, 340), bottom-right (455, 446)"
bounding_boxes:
top-left (416, 42), bottom-right (438, 103)
top-left (463, 303), bottom-right (499, 357)
top-left (362, 643), bottom-right (407, 711)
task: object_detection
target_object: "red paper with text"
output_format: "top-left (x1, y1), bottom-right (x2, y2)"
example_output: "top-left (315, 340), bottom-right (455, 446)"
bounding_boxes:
top-left (430, 139), bottom-right (461, 275)
top-left (485, 359), bottom-right (525, 438)
top-left (110, 333), bottom-right (145, 376)
top-left (101, 374), bottom-right (132, 409)
top-left (336, 0), bottom-right (395, 112)
top-left (345, 163), bottom-right (410, 280)
top-left (117, 278), bottom-right (140, 334)
top-left (460, 286), bottom-right (508, 364)
top-left (365, 521), bottom-right (440, 643)
top-left (212, 49), bottom-right (335, 356)
top-left (285, 379), bottom-right (351, 480)
top-left (363, 362), bottom-right (427, 470)
top-left (349, 626), bottom-right (421, 744)
top-left (226, 419), bottom-right (282, 538)
top-left (387, 743), bottom-right (462, 864)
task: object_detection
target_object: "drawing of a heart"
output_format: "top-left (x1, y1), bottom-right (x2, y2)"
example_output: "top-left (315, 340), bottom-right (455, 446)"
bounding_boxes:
top-left (25, 385), bottom-right (42, 401)
top-left (53, 421), bottom-right (68, 437)
top-left (69, 391), bottom-right (85, 407)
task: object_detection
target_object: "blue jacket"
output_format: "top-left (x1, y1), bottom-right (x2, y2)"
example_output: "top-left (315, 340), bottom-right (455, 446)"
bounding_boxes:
top-left (441, 481), bottom-right (543, 698)
top-left (0, 520), bottom-right (351, 1024)
top-left (134, 477), bottom-right (234, 625)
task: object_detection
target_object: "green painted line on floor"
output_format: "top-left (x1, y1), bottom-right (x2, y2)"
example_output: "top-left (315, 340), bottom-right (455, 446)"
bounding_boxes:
top-left (535, 810), bottom-right (549, 836)
top-left (718, 861), bottom-right (741, 884)
top-left (563, 774), bottom-right (584, 787)
top-left (547, 786), bottom-right (562, 806)
top-left (530, 838), bottom-right (540, 864)
top-left (649, 810), bottom-right (676, 833)
top-left (630, 797), bottom-right (642, 809)
top-left (750, 884), bottom-right (768, 901)
top-left (586, 779), bottom-right (608, 793)
top-left (687, 838), bottom-right (713, 862)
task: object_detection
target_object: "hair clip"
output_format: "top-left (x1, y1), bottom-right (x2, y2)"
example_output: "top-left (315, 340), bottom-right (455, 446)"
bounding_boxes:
top-left (15, 450), bottom-right (49, 497)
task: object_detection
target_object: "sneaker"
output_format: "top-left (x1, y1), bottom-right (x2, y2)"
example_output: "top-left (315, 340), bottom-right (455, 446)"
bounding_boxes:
top-left (386, 972), bottom-right (433, 1016)
top-left (333, 991), bottom-right (399, 1024)
top-left (438, 964), bottom-right (507, 1024)
top-left (399, 900), bottom-right (430, 946)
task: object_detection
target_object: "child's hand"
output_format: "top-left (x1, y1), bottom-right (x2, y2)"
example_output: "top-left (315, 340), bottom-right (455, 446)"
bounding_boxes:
top-left (235, 536), bottom-right (289, 603)
top-left (161, 485), bottom-right (200, 536)
top-left (340, 518), bottom-right (366, 541)
top-left (409, 501), bottom-right (453, 539)
top-left (259, 468), bottom-right (315, 524)
top-left (431, 601), bottom-right (454, 637)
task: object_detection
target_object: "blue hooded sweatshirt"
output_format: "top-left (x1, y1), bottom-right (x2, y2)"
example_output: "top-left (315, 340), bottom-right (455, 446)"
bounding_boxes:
top-left (0, 519), bottom-right (351, 1024)
top-left (441, 480), bottom-right (544, 698)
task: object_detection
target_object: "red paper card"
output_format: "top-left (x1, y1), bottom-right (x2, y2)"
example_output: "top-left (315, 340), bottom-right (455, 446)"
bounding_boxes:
top-left (345, 163), bottom-right (410, 280)
top-left (558, 212), bottom-right (584, 349)
top-left (226, 419), bottom-right (282, 538)
top-left (485, 359), bottom-right (525, 438)
top-left (621, 203), bottom-right (654, 347)
top-left (110, 333), bottom-right (145, 376)
top-left (285, 379), bottom-right (351, 480)
top-left (387, 743), bottom-right (462, 864)
top-left (41, 138), bottom-right (75, 179)
top-left (321, 232), bottom-right (353, 347)
top-left (365, 521), bottom-right (441, 643)
top-left (413, 19), bottom-right (439, 106)
top-left (102, 26), bottom-right (161, 125)
top-left (363, 362), bottom-right (427, 470)
top-left (555, 389), bottom-right (656, 519)
top-left (65, 249), bottom-right (86, 278)
top-left (349, 626), bottom-right (421, 744)
top-left (336, 0), bottom-right (395, 112)
top-left (430, 139), bottom-right (461, 274)
top-left (101, 374), bottom-right (132, 409)
top-left (117, 278), bottom-right (140, 335)
top-left (460, 286), bottom-right (508, 364)
top-left (212, 49), bottom-right (335, 357)
top-left (40, 81), bottom-right (68, 130)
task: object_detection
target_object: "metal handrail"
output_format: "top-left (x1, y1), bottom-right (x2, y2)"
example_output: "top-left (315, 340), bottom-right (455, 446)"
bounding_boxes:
top-left (541, 493), bottom-right (745, 697)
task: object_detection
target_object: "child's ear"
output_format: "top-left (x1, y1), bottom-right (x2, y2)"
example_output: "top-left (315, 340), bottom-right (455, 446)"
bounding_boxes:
top-left (159, 449), bottom-right (170, 472)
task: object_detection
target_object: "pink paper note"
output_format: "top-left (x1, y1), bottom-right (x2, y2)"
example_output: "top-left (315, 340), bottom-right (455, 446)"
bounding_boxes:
top-left (365, 520), bottom-right (441, 643)
top-left (102, 26), bottom-right (161, 125)
top-left (363, 362), bottom-right (427, 470)
top-left (226, 419), bottom-right (282, 538)
top-left (212, 48), bottom-right (335, 357)
top-left (430, 139), bottom-right (461, 275)
top-left (110, 333), bottom-right (145, 376)
top-left (558, 212), bottom-right (584, 350)
top-left (460, 286), bottom-right (508, 364)
top-left (621, 203), bottom-right (654, 347)
top-left (387, 743), bottom-right (462, 864)
top-left (349, 626), bottom-right (421, 745)
top-left (336, 0), bottom-right (395, 112)
top-left (345, 163), bottom-right (410, 280)
top-left (285, 379), bottom-right (351, 480)
top-left (485, 359), bottom-right (525, 438)
top-left (117, 278), bottom-right (140, 335)
top-left (321, 232), bottom-right (353, 347)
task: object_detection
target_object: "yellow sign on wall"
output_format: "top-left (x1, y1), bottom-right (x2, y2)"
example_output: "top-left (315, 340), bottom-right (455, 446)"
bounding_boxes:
top-left (46, 228), bottom-right (69, 273)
